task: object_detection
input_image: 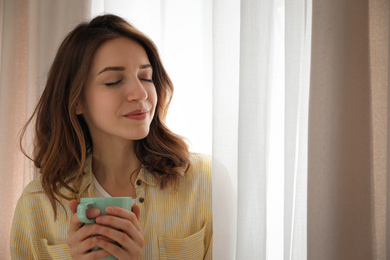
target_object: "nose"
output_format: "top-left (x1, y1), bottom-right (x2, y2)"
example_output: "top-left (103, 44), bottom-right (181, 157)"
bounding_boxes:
top-left (126, 78), bottom-right (148, 102)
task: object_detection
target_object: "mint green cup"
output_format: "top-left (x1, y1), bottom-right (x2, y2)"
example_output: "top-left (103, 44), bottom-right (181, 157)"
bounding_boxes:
top-left (77, 197), bottom-right (133, 260)
top-left (77, 197), bottom-right (133, 223)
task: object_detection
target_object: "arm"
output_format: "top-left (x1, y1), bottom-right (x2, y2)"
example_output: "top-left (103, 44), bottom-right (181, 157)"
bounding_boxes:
top-left (10, 197), bottom-right (38, 260)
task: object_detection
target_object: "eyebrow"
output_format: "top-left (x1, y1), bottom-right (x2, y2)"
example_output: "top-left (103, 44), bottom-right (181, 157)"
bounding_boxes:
top-left (98, 66), bottom-right (124, 75)
top-left (97, 64), bottom-right (152, 75)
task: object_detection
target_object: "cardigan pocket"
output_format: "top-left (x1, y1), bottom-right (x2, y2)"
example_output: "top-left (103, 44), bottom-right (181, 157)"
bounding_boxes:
top-left (158, 220), bottom-right (212, 260)
top-left (38, 238), bottom-right (72, 260)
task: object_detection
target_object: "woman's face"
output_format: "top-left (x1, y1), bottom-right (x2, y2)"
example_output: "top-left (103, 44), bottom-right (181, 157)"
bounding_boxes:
top-left (77, 37), bottom-right (157, 144)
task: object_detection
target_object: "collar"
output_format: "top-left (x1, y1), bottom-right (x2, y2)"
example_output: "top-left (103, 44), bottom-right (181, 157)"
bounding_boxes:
top-left (137, 167), bottom-right (159, 186)
top-left (78, 154), bottom-right (160, 191)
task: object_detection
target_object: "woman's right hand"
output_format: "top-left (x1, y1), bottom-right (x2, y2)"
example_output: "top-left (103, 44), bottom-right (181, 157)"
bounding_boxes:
top-left (67, 199), bottom-right (111, 259)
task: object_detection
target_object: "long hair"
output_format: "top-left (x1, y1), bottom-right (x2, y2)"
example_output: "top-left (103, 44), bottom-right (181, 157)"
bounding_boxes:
top-left (20, 14), bottom-right (190, 218)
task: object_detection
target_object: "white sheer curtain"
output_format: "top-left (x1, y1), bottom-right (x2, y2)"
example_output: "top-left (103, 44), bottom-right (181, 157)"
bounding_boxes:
top-left (212, 0), bottom-right (311, 259)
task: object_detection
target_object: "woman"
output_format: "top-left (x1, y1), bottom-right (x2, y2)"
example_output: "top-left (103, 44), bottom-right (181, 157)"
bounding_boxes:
top-left (11, 14), bottom-right (212, 260)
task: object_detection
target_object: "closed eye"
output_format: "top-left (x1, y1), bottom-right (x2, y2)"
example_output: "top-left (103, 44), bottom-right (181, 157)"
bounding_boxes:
top-left (105, 80), bottom-right (121, 87)
top-left (140, 78), bottom-right (154, 83)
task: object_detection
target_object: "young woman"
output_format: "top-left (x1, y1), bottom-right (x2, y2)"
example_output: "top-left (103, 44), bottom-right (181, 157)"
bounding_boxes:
top-left (10, 14), bottom-right (212, 260)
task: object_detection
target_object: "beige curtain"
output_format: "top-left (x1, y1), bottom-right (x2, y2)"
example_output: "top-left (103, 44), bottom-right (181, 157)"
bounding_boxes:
top-left (308, 0), bottom-right (389, 259)
top-left (0, 1), bottom-right (91, 259)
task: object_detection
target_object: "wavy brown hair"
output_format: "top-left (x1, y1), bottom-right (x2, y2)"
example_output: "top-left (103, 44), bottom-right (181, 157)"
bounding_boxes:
top-left (20, 14), bottom-right (190, 218)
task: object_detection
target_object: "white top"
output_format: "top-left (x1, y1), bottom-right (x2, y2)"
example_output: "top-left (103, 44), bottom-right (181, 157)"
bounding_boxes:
top-left (92, 174), bottom-right (111, 197)
top-left (92, 174), bottom-right (135, 206)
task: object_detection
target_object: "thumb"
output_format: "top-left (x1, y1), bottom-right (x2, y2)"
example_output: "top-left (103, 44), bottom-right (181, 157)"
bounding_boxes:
top-left (69, 199), bottom-right (79, 214)
top-left (132, 204), bottom-right (141, 220)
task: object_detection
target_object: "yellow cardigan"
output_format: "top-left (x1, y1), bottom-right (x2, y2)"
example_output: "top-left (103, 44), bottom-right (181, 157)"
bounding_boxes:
top-left (10, 153), bottom-right (213, 260)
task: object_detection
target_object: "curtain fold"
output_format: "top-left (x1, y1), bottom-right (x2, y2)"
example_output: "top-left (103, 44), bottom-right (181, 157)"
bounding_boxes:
top-left (285, 0), bottom-right (311, 259)
top-left (212, 0), bottom-right (310, 258)
top-left (308, 0), bottom-right (389, 259)
top-left (368, 2), bottom-right (389, 260)
top-left (236, 0), bottom-right (272, 258)
top-left (212, 0), bottom-right (240, 258)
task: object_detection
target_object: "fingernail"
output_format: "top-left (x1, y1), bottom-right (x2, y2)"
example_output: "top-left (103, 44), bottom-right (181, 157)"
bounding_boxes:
top-left (92, 209), bottom-right (100, 215)
top-left (106, 207), bottom-right (113, 213)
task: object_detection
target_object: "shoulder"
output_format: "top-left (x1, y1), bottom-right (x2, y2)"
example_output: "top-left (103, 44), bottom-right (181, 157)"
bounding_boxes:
top-left (13, 177), bottom-right (55, 224)
top-left (184, 152), bottom-right (212, 183)
top-left (20, 163), bottom-right (93, 200)
top-left (21, 177), bottom-right (44, 194)
top-left (16, 175), bottom-right (69, 210)
top-left (14, 176), bottom-right (73, 223)
top-left (15, 177), bottom-right (52, 212)
top-left (181, 153), bottom-right (212, 213)
top-left (188, 152), bottom-right (211, 173)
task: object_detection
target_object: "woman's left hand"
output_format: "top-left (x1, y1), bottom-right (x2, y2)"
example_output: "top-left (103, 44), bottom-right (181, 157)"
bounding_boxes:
top-left (92, 205), bottom-right (145, 260)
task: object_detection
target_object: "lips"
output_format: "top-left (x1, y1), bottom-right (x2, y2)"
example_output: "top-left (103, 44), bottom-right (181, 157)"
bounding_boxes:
top-left (124, 109), bottom-right (149, 120)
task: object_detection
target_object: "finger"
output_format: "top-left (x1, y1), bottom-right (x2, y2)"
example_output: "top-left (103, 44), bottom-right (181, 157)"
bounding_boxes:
top-left (86, 208), bottom-right (101, 219)
top-left (68, 208), bottom-right (100, 232)
top-left (104, 206), bottom-right (142, 232)
top-left (94, 235), bottom-right (116, 244)
top-left (69, 199), bottom-right (79, 214)
top-left (93, 236), bottom-right (142, 259)
top-left (87, 248), bottom-right (112, 260)
top-left (69, 236), bottom-right (96, 257)
top-left (92, 224), bottom-right (132, 246)
top-left (68, 223), bottom-right (97, 246)
top-left (132, 204), bottom-right (141, 220)
top-left (95, 215), bottom-right (144, 244)
top-left (92, 222), bottom-right (144, 254)
top-left (69, 211), bottom-right (83, 233)
top-left (69, 199), bottom-right (100, 224)
top-left (69, 235), bottom-right (114, 257)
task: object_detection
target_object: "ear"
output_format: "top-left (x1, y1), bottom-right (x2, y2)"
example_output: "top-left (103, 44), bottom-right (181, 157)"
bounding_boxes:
top-left (75, 100), bottom-right (84, 115)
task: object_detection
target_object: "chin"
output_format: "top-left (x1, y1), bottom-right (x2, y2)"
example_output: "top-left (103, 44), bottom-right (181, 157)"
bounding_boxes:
top-left (130, 130), bottom-right (150, 141)
top-left (133, 135), bottom-right (148, 141)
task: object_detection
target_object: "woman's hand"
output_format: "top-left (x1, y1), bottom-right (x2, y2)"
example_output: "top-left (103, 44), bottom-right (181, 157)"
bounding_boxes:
top-left (92, 204), bottom-right (144, 259)
top-left (67, 199), bottom-right (144, 260)
top-left (67, 200), bottom-right (112, 259)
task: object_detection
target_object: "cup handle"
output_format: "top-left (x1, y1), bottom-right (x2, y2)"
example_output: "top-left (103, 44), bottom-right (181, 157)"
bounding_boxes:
top-left (77, 202), bottom-right (95, 224)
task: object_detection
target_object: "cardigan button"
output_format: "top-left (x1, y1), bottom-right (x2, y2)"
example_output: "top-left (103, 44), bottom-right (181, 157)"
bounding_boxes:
top-left (136, 179), bottom-right (142, 186)
top-left (139, 197), bottom-right (145, 203)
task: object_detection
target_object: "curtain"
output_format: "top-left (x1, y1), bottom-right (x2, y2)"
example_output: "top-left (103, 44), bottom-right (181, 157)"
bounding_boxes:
top-left (308, 0), bottom-right (389, 259)
top-left (4, 1), bottom-right (387, 260)
top-left (212, 0), bottom-right (311, 259)
top-left (0, 1), bottom-right (91, 259)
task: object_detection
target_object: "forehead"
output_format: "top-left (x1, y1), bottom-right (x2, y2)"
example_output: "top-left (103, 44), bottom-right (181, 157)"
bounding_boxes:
top-left (90, 37), bottom-right (150, 74)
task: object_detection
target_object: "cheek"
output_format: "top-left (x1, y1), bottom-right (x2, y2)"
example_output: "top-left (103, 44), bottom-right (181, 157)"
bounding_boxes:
top-left (86, 92), bottom-right (113, 110)
top-left (149, 88), bottom-right (158, 108)
top-left (83, 92), bottom-right (116, 121)
top-left (147, 88), bottom-right (158, 120)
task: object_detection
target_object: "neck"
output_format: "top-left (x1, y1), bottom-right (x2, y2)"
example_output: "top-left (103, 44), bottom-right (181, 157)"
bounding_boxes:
top-left (91, 140), bottom-right (141, 189)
